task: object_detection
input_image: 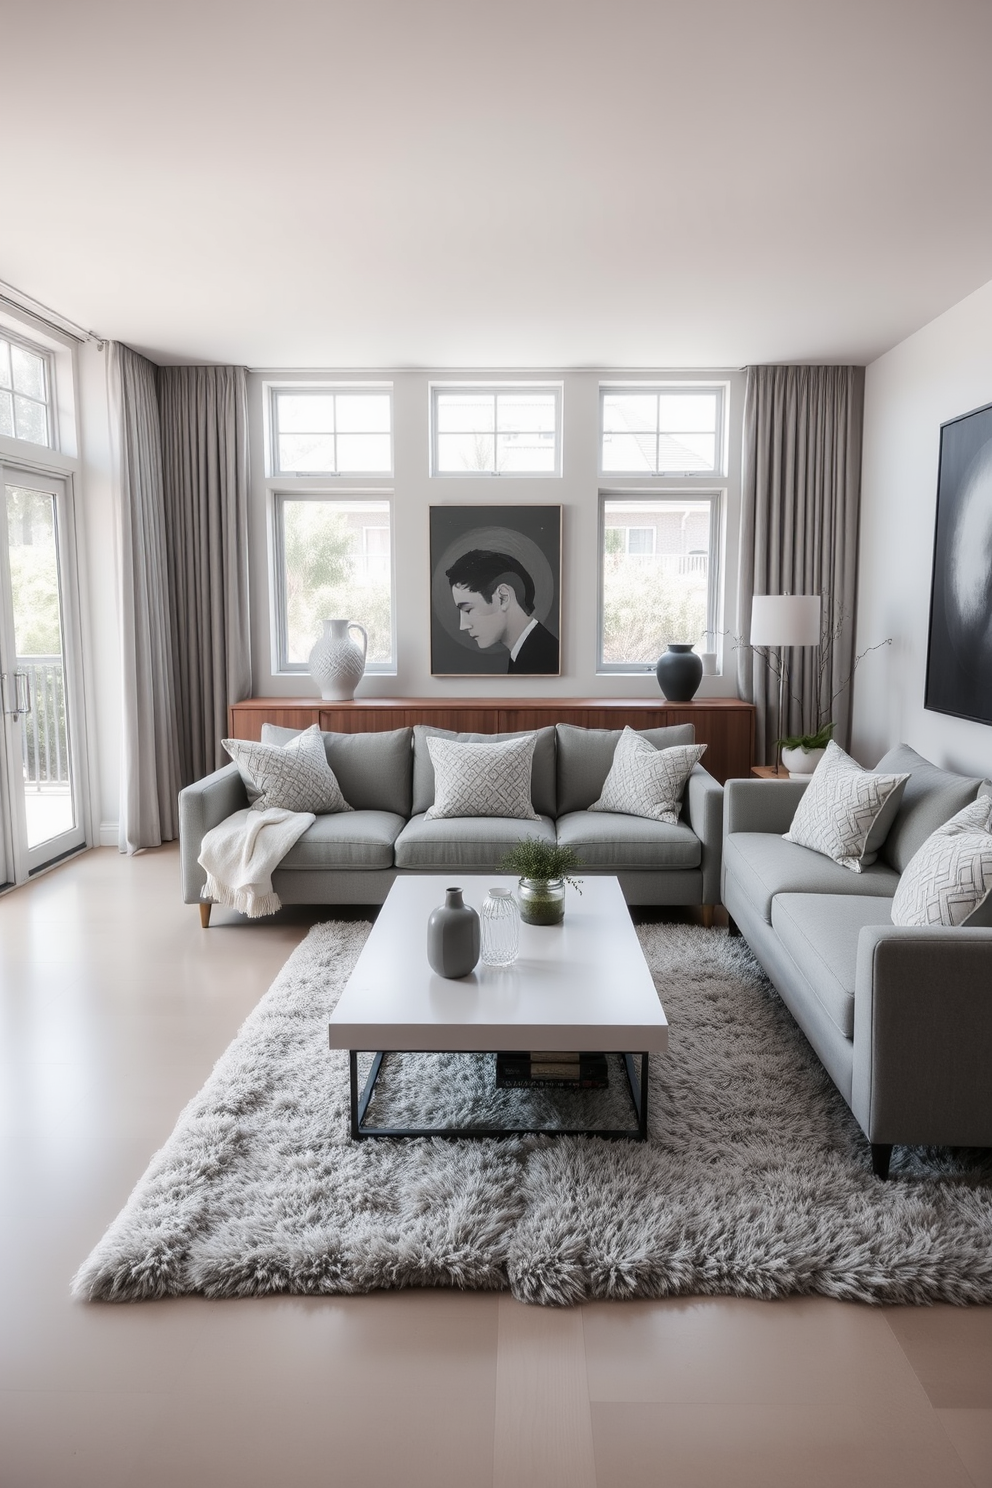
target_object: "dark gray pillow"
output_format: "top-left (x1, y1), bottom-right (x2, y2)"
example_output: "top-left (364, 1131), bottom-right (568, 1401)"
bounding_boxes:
top-left (555, 723), bottom-right (696, 815)
top-left (412, 725), bottom-right (556, 817)
top-left (260, 724), bottom-right (412, 816)
top-left (875, 743), bottom-right (986, 873)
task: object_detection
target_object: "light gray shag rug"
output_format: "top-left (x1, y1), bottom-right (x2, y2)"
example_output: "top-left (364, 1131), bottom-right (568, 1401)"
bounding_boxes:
top-left (73, 921), bottom-right (992, 1307)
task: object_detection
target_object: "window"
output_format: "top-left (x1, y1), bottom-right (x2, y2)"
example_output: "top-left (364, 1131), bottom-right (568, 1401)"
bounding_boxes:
top-left (274, 496), bottom-right (393, 671)
top-left (432, 385), bottom-right (561, 475)
top-left (601, 386), bottom-right (724, 475)
top-left (270, 389), bottom-right (392, 475)
top-left (600, 496), bottom-right (718, 671)
top-left (0, 335), bottom-right (54, 448)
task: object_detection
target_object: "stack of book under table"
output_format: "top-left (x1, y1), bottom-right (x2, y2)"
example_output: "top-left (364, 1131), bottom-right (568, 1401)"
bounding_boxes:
top-left (494, 1051), bottom-right (610, 1090)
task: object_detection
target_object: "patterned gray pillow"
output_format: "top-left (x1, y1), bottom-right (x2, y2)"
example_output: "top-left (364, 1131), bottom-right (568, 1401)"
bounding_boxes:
top-left (223, 725), bottom-right (352, 814)
top-left (424, 734), bottom-right (540, 821)
top-left (891, 796), bottom-right (992, 927)
top-left (588, 727), bottom-right (706, 824)
top-left (784, 740), bottom-right (909, 872)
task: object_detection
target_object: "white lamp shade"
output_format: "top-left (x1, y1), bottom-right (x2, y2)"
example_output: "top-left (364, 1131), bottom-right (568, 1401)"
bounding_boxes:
top-left (750, 594), bottom-right (821, 647)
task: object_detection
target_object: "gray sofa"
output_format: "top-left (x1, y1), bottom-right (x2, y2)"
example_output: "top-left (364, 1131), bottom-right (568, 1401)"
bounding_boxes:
top-left (722, 743), bottom-right (992, 1178)
top-left (180, 721), bottom-right (724, 923)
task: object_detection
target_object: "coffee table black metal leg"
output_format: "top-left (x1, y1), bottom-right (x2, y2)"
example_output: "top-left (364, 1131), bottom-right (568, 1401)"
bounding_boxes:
top-left (623, 1052), bottom-right (649, 1140)
top-left (351, 1050), bottom-right (386, 1139)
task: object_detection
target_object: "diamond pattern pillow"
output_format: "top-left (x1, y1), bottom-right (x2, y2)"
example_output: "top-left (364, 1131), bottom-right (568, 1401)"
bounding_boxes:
top-left (588, 727), bottom-right (706, 824)
top-left (223, 725), bottom-right (352, 814)
top-left (424, 734), bottom-right (540, 821)
top-left (784, 740), bottom-right (909, 872)
top-left (891, 795), bottom-right (992, 927)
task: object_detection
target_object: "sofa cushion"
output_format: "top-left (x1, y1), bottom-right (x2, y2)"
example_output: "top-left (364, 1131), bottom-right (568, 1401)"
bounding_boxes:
top-left (771, 893), bottom-right (894, 1039)
top-left (589, 728), bottom-right (706, 824)
top-left (874, 743), bottom-right (988, 873)
top-left (724, 832), bottom-right (901, 924)
top-left (394, 813), bottom-right (557, 870)
top-left (261, 724), bottom-right (413, 817)
top-left (783, 741), bottom-right (908, 872)
top-left (224, 726), bottom-right (352, 814)
top-left (891, 795), bottom-right (992, 928)
top-left (277, 810), bottom-right (405, 871)
top-left (412, 725), bottom-right (556, 817)
top-left (424, 733), bottom-right (540, 821)
top-left (555, 723), bottom-right (696, 815)
top-left (556, 810), bottom-right (701, 870)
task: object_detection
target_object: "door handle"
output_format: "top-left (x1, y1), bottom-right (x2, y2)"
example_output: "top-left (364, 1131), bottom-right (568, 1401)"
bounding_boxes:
top-left (14, 671), bottom-right (30, 715)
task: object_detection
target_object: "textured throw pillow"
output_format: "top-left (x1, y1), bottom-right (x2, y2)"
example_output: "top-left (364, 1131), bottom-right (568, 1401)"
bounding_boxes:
top-left (424, 734), bottom-right (540, 821)
top-left (223, 725), bottom-right (352, 814)
top-left (588, 727), bottom-right (706, 824)
top-left (891, 795), bottom-right (992, 927)
top-left (783, 739), bottom-right (909, 872)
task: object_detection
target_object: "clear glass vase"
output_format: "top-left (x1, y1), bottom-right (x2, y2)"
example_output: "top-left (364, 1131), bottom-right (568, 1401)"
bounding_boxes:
top-left (480, 887), bottom-right (520, 965)
top-left (516, 876), bottom-right (566, 926)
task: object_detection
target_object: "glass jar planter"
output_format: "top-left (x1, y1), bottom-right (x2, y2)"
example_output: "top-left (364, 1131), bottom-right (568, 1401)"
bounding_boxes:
top-left (516, 876), bottom-right (566, 926)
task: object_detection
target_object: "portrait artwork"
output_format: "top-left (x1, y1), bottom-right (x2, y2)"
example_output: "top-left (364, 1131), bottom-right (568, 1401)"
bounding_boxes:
top-left (924, 401), bottom-right (992, 726)
top-left (430, 506), bottom-right (562, 677)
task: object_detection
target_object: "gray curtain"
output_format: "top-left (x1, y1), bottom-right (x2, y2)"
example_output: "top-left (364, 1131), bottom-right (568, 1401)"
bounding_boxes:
top-left (737, 365), bottom-right (865, 764)
top-left (157, 366), bottom-right (251, 784)
top-left (110, 343), bottom-right (182, 851)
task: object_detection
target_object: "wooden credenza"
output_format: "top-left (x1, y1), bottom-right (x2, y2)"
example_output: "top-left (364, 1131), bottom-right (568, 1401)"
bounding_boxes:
top-left (228, 697), bottom-right (755, 784)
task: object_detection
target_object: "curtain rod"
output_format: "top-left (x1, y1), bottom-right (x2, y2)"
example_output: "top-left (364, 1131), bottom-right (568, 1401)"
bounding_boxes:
top-left (0, 281), bottom-right (104, 348)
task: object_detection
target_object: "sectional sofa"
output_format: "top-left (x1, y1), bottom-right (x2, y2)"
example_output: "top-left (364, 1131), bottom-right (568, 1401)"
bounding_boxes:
top-left (180, 721), bottom-right (724, 923)
top-left (722, 744), bottom-right (992, 1177)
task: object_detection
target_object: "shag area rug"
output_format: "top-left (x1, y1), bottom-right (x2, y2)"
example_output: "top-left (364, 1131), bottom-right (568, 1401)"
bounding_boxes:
top-left (73, 921), bottom-right (992, 1307)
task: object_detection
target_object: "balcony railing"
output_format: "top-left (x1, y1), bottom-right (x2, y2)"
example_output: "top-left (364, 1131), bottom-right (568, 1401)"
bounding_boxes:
top-left (16, 656), bottom-right (70, 788)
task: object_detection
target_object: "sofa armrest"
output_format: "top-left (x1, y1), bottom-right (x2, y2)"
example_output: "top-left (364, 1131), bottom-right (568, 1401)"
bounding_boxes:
top-left (178, 763), bottom-right (249, 903)
top-left (724, 777), bottom-right (808, 836)
top-left (851, 923), bottom-right (992, 1145)
top-left (685, 765), bottom-right (724, 906)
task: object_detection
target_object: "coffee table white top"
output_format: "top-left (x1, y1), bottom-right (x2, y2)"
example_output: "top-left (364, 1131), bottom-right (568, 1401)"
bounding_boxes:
top-left (327, 875), bottom-right (668, 1054)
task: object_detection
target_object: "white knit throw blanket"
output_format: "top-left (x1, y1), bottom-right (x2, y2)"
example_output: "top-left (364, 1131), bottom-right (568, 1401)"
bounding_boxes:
top-left (198, 808), bottom-right (315, 918)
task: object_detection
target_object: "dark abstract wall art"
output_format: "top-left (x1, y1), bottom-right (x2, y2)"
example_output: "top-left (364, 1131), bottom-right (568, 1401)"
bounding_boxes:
top-left (925, 400), bottom-right (992, 726)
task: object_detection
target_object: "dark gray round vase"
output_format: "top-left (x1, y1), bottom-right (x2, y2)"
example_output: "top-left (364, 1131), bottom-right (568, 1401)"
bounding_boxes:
top-left (655, 643), bottom-right (703, 702)
top-left (427, 887), bottom-right (481, 978)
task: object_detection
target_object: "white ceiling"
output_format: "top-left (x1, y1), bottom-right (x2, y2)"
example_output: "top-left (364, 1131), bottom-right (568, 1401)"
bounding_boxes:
top-left (4, 0), bottom-right (992, 368)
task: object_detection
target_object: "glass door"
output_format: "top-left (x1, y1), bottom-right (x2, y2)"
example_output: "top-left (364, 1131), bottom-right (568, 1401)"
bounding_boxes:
top-left (0, 471), bottom-right (86, 879)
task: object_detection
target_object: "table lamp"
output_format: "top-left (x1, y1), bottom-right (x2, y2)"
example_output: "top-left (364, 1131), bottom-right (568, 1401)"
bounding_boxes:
top-left (749, 594), bottom-right (821, 773)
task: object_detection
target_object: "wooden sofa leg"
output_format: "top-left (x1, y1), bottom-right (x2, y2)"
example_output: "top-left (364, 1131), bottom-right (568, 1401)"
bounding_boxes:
top-left (700, 904), bottom-right (714, 929)
top-left (871, 1143), bottom-right (893, 1181)
top-left (727, 915), bottom-right (741, 938)
top-left (199, 901), bottom-right (212, 929)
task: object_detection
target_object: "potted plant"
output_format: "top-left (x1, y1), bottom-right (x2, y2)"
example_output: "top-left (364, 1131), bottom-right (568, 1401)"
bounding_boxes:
top-left (776, 721), bottom-right (835, 777)
top-left (499, 838), bottom-right (583, 925)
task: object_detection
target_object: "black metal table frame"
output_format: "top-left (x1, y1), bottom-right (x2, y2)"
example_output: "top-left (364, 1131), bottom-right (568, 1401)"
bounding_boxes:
top-left (348, 1049), bottom-right (649, 1141)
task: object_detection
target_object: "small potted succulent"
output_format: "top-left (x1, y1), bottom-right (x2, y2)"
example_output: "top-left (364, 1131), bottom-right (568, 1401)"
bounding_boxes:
top-left (499, 838), bottom-right (583, 926)
top-left (776, 721), bottom-right (835, 777)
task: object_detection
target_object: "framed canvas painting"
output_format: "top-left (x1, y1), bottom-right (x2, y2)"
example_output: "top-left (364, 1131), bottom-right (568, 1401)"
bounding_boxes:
top-left (925, 401), bottom-right (992, 726)
top-left (430, 505), bottom-right (562, 677)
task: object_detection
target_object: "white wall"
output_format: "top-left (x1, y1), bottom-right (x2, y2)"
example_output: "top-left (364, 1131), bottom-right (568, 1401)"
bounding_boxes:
top-left (852, 278), bottom-right (992, 780)
top-left (247, 367), bottom-right (744, 701)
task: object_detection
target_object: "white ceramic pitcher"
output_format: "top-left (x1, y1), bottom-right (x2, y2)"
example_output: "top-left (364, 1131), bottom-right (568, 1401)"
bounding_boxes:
top-left (307, 619), bottom-right (368, 701)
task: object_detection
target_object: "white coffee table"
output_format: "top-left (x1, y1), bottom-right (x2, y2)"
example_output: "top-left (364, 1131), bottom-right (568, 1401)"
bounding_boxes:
top-left (327, 874), bottom-right (668, 1141)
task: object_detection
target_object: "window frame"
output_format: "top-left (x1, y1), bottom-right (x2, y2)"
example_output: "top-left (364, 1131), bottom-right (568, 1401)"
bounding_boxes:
top-left (599, 382), bottom-right (727, 478)
top-left (430, 381), bottom-right (563, 478)
top-left (268, 383), bottom-right (393, 478)
top-left (271, 488), bottom-right (396, 675)
top-left (597, 488), bottom-right (723, 675)
top-left (0, 330), bottom-right (57, 452)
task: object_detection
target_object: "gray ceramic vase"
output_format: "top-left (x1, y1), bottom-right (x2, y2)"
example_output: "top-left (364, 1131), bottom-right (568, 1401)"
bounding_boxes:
top-left (427, 887), bottom-right (481, 978)
top-left (655, 643), bottom-right (703, 702)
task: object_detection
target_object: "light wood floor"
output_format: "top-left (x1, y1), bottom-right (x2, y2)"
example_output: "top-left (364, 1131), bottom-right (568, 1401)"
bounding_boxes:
top-left (1, 845), bottom-right (990, 1488)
